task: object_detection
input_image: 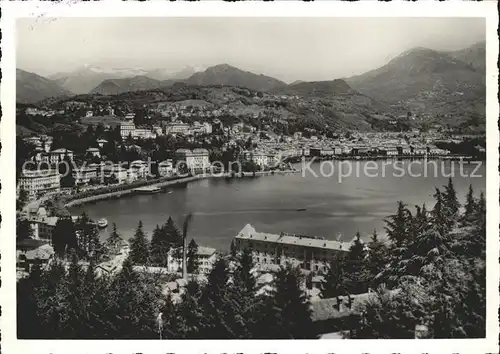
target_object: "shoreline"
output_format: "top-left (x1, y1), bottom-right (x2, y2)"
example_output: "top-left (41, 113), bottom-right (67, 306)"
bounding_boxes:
top-left (64, 169), bottom-right (300, 208)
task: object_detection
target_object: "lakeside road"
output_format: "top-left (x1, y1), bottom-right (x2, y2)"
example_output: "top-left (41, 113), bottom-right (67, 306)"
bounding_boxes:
top-left (64, 169), bottom-right (301, 208)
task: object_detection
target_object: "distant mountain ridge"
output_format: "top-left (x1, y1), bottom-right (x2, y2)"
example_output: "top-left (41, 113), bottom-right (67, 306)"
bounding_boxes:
top-left (184, 64), bottom-right (287, 91)
top-left (16, 69), bottom-right (73, 104)
top-left (345, 42), bottom-right (485, 120)
top-left (90, 76), bottom-right (172, 95)
top-left (89, 64), bottom-right (287, 95)
top-left (449, 41), bottom-right (486, 72)
top-left (49, 65), bottom-right (205, 94)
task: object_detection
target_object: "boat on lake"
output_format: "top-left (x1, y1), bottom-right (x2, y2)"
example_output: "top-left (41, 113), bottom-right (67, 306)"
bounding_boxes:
top-left (133, 186), bottom-right (162, 195)
top-left (97, 218), bottom-right (108, 228)
top-left (296, 208), bottom-right (307, 212)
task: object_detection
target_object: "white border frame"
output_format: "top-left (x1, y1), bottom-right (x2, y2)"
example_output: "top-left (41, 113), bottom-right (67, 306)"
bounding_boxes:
top-left (1, 2), bottom-right (498, 353)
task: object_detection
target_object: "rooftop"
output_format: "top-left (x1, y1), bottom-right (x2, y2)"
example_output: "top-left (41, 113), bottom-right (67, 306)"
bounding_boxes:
top-left (235, 224), bottom-right (349, 251)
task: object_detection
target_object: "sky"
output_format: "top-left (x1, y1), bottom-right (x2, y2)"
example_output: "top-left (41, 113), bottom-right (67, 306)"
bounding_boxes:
top-left (17, 17), bottom-right (485, 83)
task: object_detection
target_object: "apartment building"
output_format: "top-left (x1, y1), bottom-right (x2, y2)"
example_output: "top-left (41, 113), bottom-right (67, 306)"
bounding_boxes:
top-left (165, 246), bottom-right (217, 274)
top-left (73, 164), bottom-right (99, 185)
top-left (48, 148), bottom-right (74, 164)
top-left (18, 169), bottom-right (61, 198)
top-left (234, 224), bottom-right (350, 274)
top-left (175, 148), bottom-right (210, 174)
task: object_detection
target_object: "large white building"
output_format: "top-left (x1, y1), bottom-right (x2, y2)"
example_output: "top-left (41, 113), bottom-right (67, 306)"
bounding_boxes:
top-left (234, 224), bottom-right (350, 274)
top-left (120, 122), bottom-right (157, 140)
top-left (73, 164), bottom-right (99, 185)
top-left (175, 148), bottom-right (210, 174)
top-left (166, 121), bottom-right (191, 135)
top-left (166, 246), bottom-right (217, 274)
top-left (48, 149), bottom-right (74, 164)
top-left (18, 169), bottom-right (61, 198)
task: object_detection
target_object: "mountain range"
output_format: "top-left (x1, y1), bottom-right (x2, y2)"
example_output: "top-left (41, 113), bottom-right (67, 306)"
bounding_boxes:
top-left (17, 41), bottom-right (486, 126)
top-left (47, 65), bottom-right (205, 95)
top-left (16, 69), bottom-right (73, 104)
top-left (345, 42), bottom-right (485, 119)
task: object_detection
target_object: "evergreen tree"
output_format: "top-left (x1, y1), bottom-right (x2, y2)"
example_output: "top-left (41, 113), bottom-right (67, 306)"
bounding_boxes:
top-left (59, 155), bottom-right (75, 188)
top-left (461, 184), bottom-right (476, 226)
top-left (199, 258), bottom-right (244, 338)
top-left (175, 280), bottom-right (204, 338)
top-left (106, 256), bottom-right (160, 339)
top-left (229, 239), bottom-right (237, 258)
top-left (473, 192), bottom-right (486, 235)
top-left (52, 217), bottom-right (77, 257)
top-left (366, 229), bottom-right (388, 284)
top-left (431, 188), bottom-right (452, 235)
top-left (343, 232), bottom-right (368, 294)
top-left (321, 253), bottom-right (346, 299)
top-left (129, 220), bottom-right (150, 265)
top-left (63, 253), bottom-right (85, 337)
top-left (385, 201), bottom-right (412, 247)
top-left (164, 217), bottom-right (182, 246)
top-left (443, 178), bottom-right (460, 226)
top-left (16, 217), bottom-right (34, 241)
top-left (106, 222), bottom-right (122, 255)
top-left (233, 247), bottom-right (258, 338)
top-left (17, 189), bottom-right (29, 210)
top-left (259, 265), bottom-right (314, 339)
top-left (234, 247), bottom-right (256, 296)
top-left (150, 224), bottom-right (170, 266)
top-left (186, 239), bottom-right (199, 274)
top-left (412, 203), bottom-right (429, 237)
top-left (353, 283), bottom-right (424, 339)
top-left (75, 213), bottom-right (104, 261)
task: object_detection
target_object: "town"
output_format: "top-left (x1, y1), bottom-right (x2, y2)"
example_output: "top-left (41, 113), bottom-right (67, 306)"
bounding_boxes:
top-left (13, 14), bottom-right (489, 343)
top-left (17, 104), bottom-right (485, 201)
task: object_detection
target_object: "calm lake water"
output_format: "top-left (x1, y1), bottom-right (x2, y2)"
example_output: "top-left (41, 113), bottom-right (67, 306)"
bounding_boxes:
top-left (69, 160), bottom-right (486, 251)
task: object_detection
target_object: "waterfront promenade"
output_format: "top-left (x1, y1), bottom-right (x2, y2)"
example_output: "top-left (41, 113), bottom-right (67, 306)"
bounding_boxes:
top-left (63, 169), bottom-right (300, 208)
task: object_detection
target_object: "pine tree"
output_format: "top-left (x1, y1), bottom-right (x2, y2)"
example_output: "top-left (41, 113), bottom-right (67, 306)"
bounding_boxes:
top-left (64, 254), bottom-right (85, 337)
top-left (106, 222), bottom-right (122, 255)
top-left (129, 220), bottom-right (150, 265)
top-left (367, 229), bottom-right (388, 284)
top-left (473, 192), bottom-right (486, 235)
top-left (164, 217), bottom-right (182, 246)
top-left (443, 178), bottom-right (460, 226)
top-left (234, 247), bottom-right (256, 296)
top-left (175, 280), bottom-right (204, 338)
top-left (199, 258), bottom-right (244, 338)
top-left (344, 232), bottom-right (368, 294)
top-left (461, 184), bottom-right (476, 226)
top-left (230, 240), bottom-right (237, 259)
top-left (262, 265), bottom-right (314, 339)
top-left (16, 217), bottom-right (34, 241)
top-left (233, 247), bottom-right (258, 338)
top-left (75, 213), bottom-right (104, 261)
top-left (385, 201), bottom-right (412, 248)
top-left (107, 256), bottom-right (160, 339)
top-left (186, 239), bottom-right (199, 274)
top-left (432, 188), bottom-right (452, 235)
top-left (321, 253), bottom-right (346, 299)
top-left (150, 224), bottom-right (170, 266)
top-left (52, 217), bottom-right (76, 257)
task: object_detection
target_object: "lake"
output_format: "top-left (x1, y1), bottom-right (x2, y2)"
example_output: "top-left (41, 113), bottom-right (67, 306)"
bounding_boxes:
top-left (69, 160), bottom-right (486, 251)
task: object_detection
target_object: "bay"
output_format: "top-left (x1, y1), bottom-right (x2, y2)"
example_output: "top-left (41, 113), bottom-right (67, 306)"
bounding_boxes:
top-left (69, 160), bottom-right (486, 251)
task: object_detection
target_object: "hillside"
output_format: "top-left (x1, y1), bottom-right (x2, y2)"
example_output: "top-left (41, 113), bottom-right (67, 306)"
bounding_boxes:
top-left (90, 76), bottom-right (172, 95)
top-left (345, 44), bottom-right (485, 122)
top-left (273, 79), bottom-right (355, 97)
top-left (449, 41), bottom-right (486, 72)
top-left (25, 82), bottom-right (402, 135)
top-left (16, 69), bottom-right (73, 104)
top-left (185, 64), bottom-right (287, 91)
top-left (50, 65), bottom-right (150, 94)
